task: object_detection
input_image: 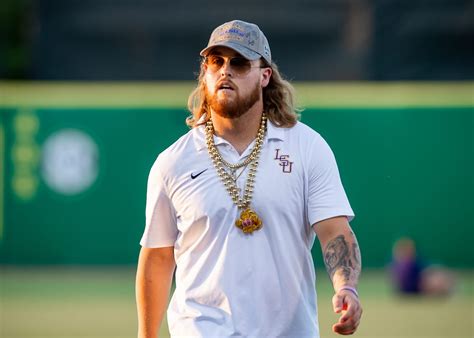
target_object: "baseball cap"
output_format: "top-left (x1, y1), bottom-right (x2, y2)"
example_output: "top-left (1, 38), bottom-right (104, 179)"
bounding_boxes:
top-left (200, 20), bottom-right (272, 65)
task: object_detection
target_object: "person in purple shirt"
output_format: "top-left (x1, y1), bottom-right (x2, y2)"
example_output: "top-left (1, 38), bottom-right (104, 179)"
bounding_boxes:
top-left (390, 237), bottom-right (455, 296)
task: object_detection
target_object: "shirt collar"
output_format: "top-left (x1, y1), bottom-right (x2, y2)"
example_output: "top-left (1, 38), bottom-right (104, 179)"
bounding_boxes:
top-left (193, 119), bottom-right (285, 152)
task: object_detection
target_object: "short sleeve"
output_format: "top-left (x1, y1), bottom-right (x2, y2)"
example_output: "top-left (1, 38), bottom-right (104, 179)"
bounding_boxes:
top-left (140, 158), bottom-right (178, 248)
top-left (307, 134), bottom-right (354, 226)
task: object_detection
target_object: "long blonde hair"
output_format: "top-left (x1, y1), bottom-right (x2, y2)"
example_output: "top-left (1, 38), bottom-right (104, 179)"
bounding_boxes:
top-left (186, 60), bottom-right (300, 128)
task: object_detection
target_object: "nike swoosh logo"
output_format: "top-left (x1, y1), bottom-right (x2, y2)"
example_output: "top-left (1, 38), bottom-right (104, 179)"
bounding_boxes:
top-left (191, 169), bottom-right (208, 179)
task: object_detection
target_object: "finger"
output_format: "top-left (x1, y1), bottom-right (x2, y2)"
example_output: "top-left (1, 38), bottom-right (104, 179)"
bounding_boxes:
top-left (334, 309), bottom-right (361, 333)
top-left (340, 293), bottom-right (362, 317)
top-left (334, 311), bottom-right (362, 335)
top-left (340, 308), bottom-right (362, 328)
top-left (332, 293), bottom-right (345, 313)
top-left (334, 321), bottom-right (359, 336)
top-left (333, 319), bottom-right (358, 335)
top-left (339, 301), bottom-right (359, 322)
top-left (333, 323), bottom-right (355, 335)
top-left (334, 312), bottom-right (353, 330)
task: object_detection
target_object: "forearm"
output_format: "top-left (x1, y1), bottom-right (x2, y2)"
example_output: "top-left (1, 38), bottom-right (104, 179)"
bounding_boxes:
top-left (323, 229), bottom-right (361, 291)
top-left (315, 217), bottom-right (361, 291)
top-left (136, 247), bottom-right (175, 338)
top-left (315, 217), bottom-right (363, 335)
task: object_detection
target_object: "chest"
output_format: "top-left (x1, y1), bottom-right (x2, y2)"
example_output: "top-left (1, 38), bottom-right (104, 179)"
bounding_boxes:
top-left (168, 143), bottom-right (307, 229)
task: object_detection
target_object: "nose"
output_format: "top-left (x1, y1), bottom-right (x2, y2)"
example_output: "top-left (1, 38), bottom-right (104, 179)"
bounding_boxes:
top-left (220, 59), bottom-right (233, 77)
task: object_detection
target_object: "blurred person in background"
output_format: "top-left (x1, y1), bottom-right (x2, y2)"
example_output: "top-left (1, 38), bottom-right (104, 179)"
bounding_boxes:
top-left (390, 237), bottom-right (455, 296)
top-left (136, 19), bottom-right (362, 338)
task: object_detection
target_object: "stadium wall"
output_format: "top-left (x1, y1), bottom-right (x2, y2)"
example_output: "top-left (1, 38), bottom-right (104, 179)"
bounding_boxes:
top-left (0, 82), bottom-right (472, 267)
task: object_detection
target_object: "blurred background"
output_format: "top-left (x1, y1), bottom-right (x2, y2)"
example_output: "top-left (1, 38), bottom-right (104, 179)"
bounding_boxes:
top-left (0, 0), bottom-right (473, 337)
top-left (2, 0), bottom-right (474, 80)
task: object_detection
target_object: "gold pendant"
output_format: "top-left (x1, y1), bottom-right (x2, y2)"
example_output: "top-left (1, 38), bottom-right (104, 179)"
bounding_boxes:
top-left (235, 208), bottom-right (263, 234)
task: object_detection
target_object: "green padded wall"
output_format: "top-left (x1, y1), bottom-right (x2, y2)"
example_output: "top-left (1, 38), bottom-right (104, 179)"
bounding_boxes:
top-left (0, 83), bottom-right (472, 267)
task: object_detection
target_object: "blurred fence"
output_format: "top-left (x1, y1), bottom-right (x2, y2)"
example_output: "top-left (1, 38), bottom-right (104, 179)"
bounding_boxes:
top-left (0, 81), bottom-right (472, 267)
top-left (1, 0), bottom-right (473, 80)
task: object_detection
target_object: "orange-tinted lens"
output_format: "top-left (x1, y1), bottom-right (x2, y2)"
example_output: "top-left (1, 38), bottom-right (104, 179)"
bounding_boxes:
top-left (206, 56), bottom-right (251, 75)
top-left (229, 57), bottom-right (251, 74)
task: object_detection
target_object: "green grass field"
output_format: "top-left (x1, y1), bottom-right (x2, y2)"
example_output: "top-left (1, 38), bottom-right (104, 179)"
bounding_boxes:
top-left (1, 267), bottom-right (472, 338)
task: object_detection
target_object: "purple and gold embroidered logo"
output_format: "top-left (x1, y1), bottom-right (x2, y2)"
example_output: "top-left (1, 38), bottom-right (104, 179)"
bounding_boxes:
top-left (274, 149), bottom-right (293, 173)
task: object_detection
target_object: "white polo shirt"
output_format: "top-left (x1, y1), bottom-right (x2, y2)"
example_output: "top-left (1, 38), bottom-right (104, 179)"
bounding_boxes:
top-left (141, 121), bottom-right (354, 338)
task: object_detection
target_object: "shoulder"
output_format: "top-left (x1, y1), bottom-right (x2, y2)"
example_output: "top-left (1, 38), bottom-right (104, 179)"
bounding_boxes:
top-left (283, 121), bottom-right (329, 150)
top-left (280, 122), bottom-right (337, 170)
top-left (161, 128), bottom-right (197, 158)
top-left (149, 128), bottom-right (197, 177)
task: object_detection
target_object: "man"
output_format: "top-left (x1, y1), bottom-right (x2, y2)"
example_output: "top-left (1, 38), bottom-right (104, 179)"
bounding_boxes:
top-left (136, 20), bottom-right (362, 338)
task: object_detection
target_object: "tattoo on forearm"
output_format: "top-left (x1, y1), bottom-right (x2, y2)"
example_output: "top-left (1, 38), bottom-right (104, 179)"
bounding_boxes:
top-left (352, 242), bottom-right (361, 266)
top-left (324, 235), bottom-right (349, 278)
top-left (324, 235), bottom-right (361, 284)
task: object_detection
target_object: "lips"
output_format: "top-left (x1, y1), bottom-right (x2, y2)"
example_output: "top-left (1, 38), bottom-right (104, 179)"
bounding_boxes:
top-left (216, 80), bottom-right (235, 92)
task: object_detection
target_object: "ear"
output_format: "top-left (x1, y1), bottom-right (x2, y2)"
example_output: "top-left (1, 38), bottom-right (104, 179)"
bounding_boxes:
top-left (261, 67), bottom-right (272, 88)
top-left (202, 62), bottom-right (208, 74)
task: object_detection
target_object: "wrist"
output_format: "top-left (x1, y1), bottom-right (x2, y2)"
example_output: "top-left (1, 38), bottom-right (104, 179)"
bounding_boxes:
top-left (337, 286), bottom-right (359, 298)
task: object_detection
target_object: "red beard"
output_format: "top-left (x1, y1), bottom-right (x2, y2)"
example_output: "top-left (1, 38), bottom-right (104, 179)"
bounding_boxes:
top-left (206, 81), bottom-right (261, 119)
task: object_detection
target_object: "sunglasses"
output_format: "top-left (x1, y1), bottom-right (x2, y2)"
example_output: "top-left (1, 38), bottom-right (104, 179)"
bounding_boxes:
top-left (204, 55), bottom-right (267, 76)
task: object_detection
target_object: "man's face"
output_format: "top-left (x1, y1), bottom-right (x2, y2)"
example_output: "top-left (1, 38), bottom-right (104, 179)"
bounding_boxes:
top-left (203, 47), bottom-right (271, 119)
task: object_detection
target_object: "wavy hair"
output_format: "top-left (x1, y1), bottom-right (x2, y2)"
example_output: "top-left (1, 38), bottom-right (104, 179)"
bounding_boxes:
top-left (186, 60), bottom-right (300, 128)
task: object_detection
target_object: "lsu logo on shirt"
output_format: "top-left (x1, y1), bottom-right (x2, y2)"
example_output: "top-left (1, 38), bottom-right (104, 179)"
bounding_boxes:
top-left (274, 149), bottom-right (293, 173)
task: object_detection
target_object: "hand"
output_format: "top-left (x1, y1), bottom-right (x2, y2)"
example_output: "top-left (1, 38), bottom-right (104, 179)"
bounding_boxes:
top-left (332, 289), bottom-right (362, 335)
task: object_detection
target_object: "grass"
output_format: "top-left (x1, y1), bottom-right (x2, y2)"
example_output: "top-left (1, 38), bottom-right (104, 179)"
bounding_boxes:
top-left (0, 267), bottom-right (473, 338)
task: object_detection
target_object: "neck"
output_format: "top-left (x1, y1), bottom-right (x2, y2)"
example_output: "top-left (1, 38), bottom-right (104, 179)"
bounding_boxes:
top-left (210, 103), bottom-right (263, 155)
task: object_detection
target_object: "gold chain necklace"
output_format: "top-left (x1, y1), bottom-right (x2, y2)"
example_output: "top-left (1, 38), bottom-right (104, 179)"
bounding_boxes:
top-left (205, 114), bottom-right (267, 234)
top-left (208, 129), bottom-right (264, 170)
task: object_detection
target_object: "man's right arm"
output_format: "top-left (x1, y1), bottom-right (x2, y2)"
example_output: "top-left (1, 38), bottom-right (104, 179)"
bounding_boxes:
top-left (136, 246), bottom-right (175, 338)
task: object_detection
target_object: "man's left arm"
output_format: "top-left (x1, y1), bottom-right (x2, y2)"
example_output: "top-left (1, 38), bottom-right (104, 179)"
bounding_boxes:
top-left (314, 216), bottom-right (363, 335)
